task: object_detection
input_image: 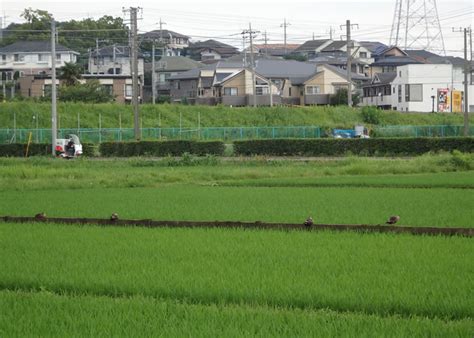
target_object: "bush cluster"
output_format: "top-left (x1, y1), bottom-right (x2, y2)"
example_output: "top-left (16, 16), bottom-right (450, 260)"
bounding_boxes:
top-left (0, 143), bottom-right (96, 157)
top-left (233, 137), bottom-right (474, 156)
top-left (99, 140), bottom-right (225, 157)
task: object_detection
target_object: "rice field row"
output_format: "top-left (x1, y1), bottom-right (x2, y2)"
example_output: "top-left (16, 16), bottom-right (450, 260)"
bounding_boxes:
top-left (1, 223), bottom-right (472, 321)
top-left (1, 185), bottom-right (472, 227)
top-left (1, 290), bottom-right (471, 337)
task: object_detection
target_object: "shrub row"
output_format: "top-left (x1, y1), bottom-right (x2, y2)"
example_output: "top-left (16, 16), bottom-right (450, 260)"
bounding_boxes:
top-left (0, 143), bottom-right (96, 157)
top-left (99, 140), bottom-right (225, 157)
top-left (1, 138), bottom-right (472, 157)
top-left (233, 137), bottom-right (474, 156)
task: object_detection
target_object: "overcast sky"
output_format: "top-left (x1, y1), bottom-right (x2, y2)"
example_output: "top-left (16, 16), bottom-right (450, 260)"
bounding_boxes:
top-left (1, 0), bottom-right (472, 56)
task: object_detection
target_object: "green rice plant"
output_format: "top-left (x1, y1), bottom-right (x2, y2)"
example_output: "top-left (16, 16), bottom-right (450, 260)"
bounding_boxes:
top-left (0, 290), bottom-right (471, 337)
top-left (0, 185), bottom-right (472, 227)
top-left (0, 223), bottom-right (472, 320)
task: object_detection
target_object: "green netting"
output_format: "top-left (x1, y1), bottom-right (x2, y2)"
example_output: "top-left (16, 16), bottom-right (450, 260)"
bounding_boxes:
top-left (373, 125), bottom-right (473, 138)
top-left (0, 126), bottom-right (322, 144)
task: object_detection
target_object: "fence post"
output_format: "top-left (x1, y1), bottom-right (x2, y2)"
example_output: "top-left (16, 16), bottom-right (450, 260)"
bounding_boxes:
top-left (99, 113), bottom-right (102, 143)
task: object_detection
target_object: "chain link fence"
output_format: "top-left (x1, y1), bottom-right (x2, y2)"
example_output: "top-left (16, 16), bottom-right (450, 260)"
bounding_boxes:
top-left (0, 126), bottom-right (322, 143)
top-left (373, 125), bottom-right (473, 138)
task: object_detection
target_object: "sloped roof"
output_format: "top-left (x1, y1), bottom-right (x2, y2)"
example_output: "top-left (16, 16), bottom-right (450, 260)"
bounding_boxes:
top-left (358, 41), bottom-right (388, 55)
top-left (321, 41), bottom-right (347, 52)
top-left (0, 40), bottom-right (79, 54)
top-left (371, 55), bottom-right (421, 66)
top-left (189, 39), bottom-right (237, 50)
top-left (373, 72), bottom-right (397, 84)
top-left (254, 59), bottom-right (318, 78)
top-left (168, 68), bottom-right (201, 80)
top-left (154, 56), bottom-right (202, 71)
top-left (322, 64), bottom-right (368, 81)
top-left (215, 72), bottom-right (234, 82)
top-left (142, 29), bottom-right (190, 39)
top-left (293, 39), bottom-right (331, 53)
top-left (404, 49), bottom-right (441, 59)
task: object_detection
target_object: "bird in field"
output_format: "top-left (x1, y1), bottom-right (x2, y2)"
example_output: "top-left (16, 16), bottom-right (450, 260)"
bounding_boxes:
top-left (304, 216), bottom-right (314, 228)
top-left (386, 215), bottom-right (400, 225)
top-left (34, 212), bottom-right (47, 221)
top-left (110, 213), bottom-right (119, 221)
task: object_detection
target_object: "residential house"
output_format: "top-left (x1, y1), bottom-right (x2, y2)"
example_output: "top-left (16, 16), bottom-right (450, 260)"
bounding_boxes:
top-left (148, 56), bottom-right (203, 96)
top-left (0, 40), bottom-right (79, 79)
top-left (361, 72), bottom-right (397, 109)
top-left (367, 46), bottom-right (421, 76)
top-left (187, 40), bottom-right (239, 62)
top-left (168, 59), bottom-right (368, 106)
top-left (362, 63), bottom-right (473, 112)
top-left (142, 29), bottom-right (190, 56)
top-left (88, 45), bottom-right (144, 76)
top-left (18, 73), bottom-right (143, 104)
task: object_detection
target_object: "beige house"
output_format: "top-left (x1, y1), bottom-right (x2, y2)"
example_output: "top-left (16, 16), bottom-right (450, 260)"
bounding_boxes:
top-left (168, 60), bottom-right (368, 106)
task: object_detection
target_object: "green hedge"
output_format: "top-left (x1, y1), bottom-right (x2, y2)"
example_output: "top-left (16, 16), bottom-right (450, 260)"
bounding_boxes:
top-left (233, 137), bottom-right (474, 156)
top-left (0, 143), bottom-right (96, 157)
top-left (99, 140), bottom-right (225, 157)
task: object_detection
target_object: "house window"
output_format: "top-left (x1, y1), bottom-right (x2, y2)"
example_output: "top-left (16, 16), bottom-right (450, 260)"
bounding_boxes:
top-left (125, 84), bottom-right (133, 97)
top-left (43, 84), bottom-right (52, 96)
top-left (289, 87), bottom-right (292, 96)
top-left (1, 54), bottom-right (6, 63)
top-left (256, 86), bottom-right (269, 95)
top-left (174, 81), bottom-right (180, 90)
top-left (393, 87), bottom-right (395, 94)
top-left (399, 71), bottom-right (402, 77)
top-left (56, 54), bottom-right (62, 60)
top-left (224, 87), bottom-right (238, 96)
top-left (38, 54), bottom-right (47, 62)
top-left (398, 85), bottom-right (402, 103)
top-left (406, 84), bottom-right (423, 102)
top-left (14, 54), bottom-right (25, 62)
top-left (102, 85), bottom-right (113, 96)
top-left (306, 85), bottom-right (321, 95)
top-left (359, 52), bottom-right (367, 58)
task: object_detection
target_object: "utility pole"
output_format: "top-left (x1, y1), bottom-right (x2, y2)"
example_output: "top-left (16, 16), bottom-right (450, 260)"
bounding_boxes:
top-left (242, 24), bottom-right (259, 107)
top-left (470, 28), bottom-right (473, 85)
top-left (95, 38), bottom-right (100, 74)
top-left (341, 20), bottom-right (358, 107)
top-left (264, 31), bottom-right (269, 57)
top-left (113, 43), bottom-right (116, 75)
top-left (51, 19), bottom-right (57, 156)
top-left (159, 18), bottom-right (166, 57)
top-left (280, 18), bottom-right (290, 55)
top-left (453, 27), bottom-right (471, 136)
top-left (242, 34), bottom-right (247, 67)
top-left (152, 39), bottom-right (156, 104)
top-left (125, 7), bottom-right (141, 141)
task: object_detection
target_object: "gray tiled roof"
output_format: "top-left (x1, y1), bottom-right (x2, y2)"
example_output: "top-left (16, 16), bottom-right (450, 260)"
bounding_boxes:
top-left (0, 40), bottom-right (78, 54)
top-left (293, 39), bottom-right (331, 53)
top-left (374, 72), bottom-right (397, 84)
top-left (358, 41), bottom-right (387, 55)
top-left (371, 56), bottom-right (421, 66)
top-left (323, 64), bottom-right (368, 81)
top-left (215, 72), bottom-right (234, 82)
top-left (154, 56), bottom-right (203, 71)
top-left (254, 59), bottom-right (318, 78)
top-left (189, 39), bottom-right (236, 49)
top-left (168, 68), bottom-right (201, 80)
top-left (321, 41), bottom-right (347, 52)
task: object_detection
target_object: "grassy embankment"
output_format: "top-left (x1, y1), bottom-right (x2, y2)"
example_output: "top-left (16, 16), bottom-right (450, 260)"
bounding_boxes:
top-left (0, 223), bottom-right (472, 336)
top-left (1, 102), bottom-right (472, 130)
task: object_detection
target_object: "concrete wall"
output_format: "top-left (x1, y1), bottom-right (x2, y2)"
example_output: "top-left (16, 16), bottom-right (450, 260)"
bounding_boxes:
top-left (304, 94), bottom-right (329, 105)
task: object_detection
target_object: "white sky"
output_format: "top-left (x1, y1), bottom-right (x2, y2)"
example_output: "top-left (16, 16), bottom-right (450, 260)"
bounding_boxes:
top-left (1, 0), bottom-right (472, 56)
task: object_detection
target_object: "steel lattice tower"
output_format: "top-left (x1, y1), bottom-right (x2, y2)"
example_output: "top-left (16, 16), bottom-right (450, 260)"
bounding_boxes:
top-left (389, 0), bottom-right (446, 55)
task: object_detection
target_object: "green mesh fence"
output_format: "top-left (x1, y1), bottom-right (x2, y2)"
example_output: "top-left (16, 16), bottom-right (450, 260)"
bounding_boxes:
top-left (0, 126), bottom-right (321, 144)
top-left (373, 125), bottom-right (473, 138)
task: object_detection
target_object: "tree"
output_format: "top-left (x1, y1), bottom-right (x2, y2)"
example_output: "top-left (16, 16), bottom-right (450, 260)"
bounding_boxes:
top-left (57, 80), bottom-right (114, 103)
top-left (330, 88), bottom-right (360, 106)
top-left (59, 62), bottom-right (83, 86)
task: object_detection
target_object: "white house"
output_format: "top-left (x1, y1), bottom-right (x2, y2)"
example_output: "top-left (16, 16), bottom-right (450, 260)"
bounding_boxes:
top-left (88, 45), bottom-right (144, 77)
top-left (0, 40), bottom-right (79, 78)
top-left (391, 64), bottom-right (466, 112)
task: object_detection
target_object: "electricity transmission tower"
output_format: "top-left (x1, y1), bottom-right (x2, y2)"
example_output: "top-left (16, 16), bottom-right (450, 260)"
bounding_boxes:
top-left (389, 0), bottom-right (446, 55)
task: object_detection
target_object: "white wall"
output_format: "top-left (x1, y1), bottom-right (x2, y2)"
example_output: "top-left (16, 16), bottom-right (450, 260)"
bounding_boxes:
top-left (391, 64), bottom-right (465, 113)
top-left (0, 52), bottom-right (77, 75)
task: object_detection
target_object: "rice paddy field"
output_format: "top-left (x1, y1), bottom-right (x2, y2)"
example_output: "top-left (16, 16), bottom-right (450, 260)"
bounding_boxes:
top-left (0, 153), bottom-right (473, 336)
